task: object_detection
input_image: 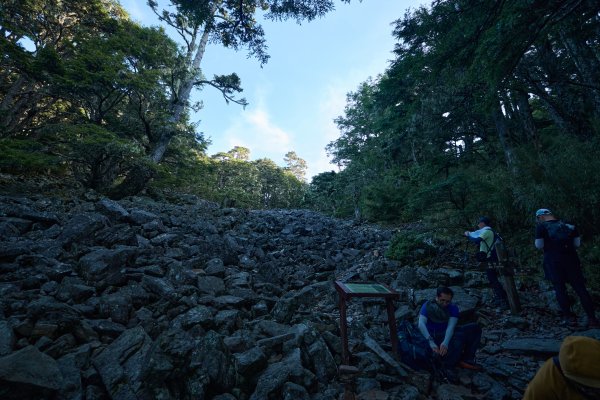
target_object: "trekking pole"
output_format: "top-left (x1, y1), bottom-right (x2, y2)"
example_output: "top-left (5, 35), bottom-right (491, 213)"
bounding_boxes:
top-left (462, 240), bottom-right (470, 271)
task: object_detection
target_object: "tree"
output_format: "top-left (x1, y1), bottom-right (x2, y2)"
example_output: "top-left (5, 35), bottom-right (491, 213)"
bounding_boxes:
top-left (323, 0), bottom-right (600, 232)
top-left (146, 0), bottom-right (352, 165)
top-left (283, 151), bottom-right (308, 181)
top-left (0, 0), bottom-right (128, 134)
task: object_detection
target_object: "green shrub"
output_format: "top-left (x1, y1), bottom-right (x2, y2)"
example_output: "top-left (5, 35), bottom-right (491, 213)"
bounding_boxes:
top-left (386, 228), bottom-right (438, 262)
top-left (40, 123), bottom-right (144, 191)
top-left (579, 236), bottom-right (600, 291)
top-left (0, 138), bottom-right (61, 174)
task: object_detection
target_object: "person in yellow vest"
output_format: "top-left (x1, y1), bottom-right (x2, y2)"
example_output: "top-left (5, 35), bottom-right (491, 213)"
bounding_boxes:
top-left (464, 216), bottom-right (508, 308)
top-left (523, 336), bottom-right (600, 400)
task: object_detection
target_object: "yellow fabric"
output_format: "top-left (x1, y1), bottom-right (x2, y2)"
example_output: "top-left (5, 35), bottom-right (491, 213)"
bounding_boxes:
top-left (478, 228), bottom-right (494, 254)
top-left (523, 336), bottom-right (600, 400)
top-left (522, 359), bottom-right (584, 400)
top-left (559, 336), bottom-right (600, 388)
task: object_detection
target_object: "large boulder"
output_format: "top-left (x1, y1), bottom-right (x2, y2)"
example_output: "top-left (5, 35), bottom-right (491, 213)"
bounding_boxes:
top-left (92, 326), bottom-right (154, 400)
top-left (0, 345), bottom-right (63, 399)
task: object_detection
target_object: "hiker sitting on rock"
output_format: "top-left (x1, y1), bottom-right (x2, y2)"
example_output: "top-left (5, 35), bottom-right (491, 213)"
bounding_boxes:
top-left (464, 216), bottom-right (509, 309)
top-left (523, 335), bottom-right (600, 400)
top-left (418, 286), bottom-right (482, 371)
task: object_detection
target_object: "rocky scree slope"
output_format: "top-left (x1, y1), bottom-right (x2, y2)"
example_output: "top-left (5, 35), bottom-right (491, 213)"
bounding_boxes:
top-left (0, 192), bottom-right (599, 400)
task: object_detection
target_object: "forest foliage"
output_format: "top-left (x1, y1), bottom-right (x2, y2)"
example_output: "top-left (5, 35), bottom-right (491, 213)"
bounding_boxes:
top-left (0, 0), bottom-right (321, 208)
top-left (2, 1), bottom-right (600, 285)
top-left (311, 0), bottom-right (600, 284)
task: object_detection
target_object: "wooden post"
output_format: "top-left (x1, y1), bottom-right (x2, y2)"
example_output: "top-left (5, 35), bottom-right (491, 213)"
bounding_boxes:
top-left (339, 289), bottom-right (350, 364)
top-left (334, 281), bottom-right (400, 364)
top-left (494, 243), bottom-right (521, 314)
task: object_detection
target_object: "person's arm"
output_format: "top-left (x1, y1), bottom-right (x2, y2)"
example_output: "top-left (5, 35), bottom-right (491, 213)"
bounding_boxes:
top-left (418, 315), bottom-right (438, 351)
top-left (464, 229), bottom-right (482, 243)
top-left (440, 317), bottom-right (458, 355)
top-left (535, 238), bottom-right (544, 249)
top-left (572, 226), bottom-right (581, 248)
top-left (535, 223), bottom-right (545, 250)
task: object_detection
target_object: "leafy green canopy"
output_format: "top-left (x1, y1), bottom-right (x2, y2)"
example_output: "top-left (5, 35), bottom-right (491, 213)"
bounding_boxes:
top-left (0, 0), bottom-right (317, 204)
top-left (316, 0), bottom-right (600, 281)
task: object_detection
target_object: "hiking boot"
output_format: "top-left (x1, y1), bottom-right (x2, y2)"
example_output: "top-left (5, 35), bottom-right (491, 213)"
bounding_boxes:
top-left (441, 368), bottom-right (459, 384)
top-left (560, 316), bottom-right (578, 327)
top-left (458, 360), bottom-right (483, 371)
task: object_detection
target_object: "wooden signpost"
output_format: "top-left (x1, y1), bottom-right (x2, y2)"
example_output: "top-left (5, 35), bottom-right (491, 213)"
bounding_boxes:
top-left (494, 243), bottom-right (521, 314)
top-left (334, 281), bottom-right (400, 364)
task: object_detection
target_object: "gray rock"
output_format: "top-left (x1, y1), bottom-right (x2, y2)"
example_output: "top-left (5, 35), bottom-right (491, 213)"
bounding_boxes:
top-left (205, 258), bottom-right (226, 276)
top-left (215, 309), bottom-right (242, 332)
top-left (171, 305), bottom-right (214, 330)
top-left (0, 321), bottom-right (15, 356)
top-left (197, 275), bottom-right (226, 295)
top-left (141, 275), bottom-right (177, 298)
top-left (127, 209), bottom-right (159, 225)
top-left (363, 334), bottom-right (407, 377)
top-left (471, 373), bottom-right (510, 400)
top-left (57, 277), bottom-right (96, 303)
top-left (213, 295), bottom-right (246, 308)
top-left (97, 198), bottom-right (129, 220)
top-left (92, 326), bottom-right (153, 400)
top-left (188, 330), bottom-right (237, 393)
top-left (87, 319), bottom-right (127, 337)
top-left (0, 345), bottom-right (63, 390)
top-left (501, 338), bottom-right (562, 356)
top-left (58, 213), bottom-right (109, 245)
top-left (307, 335), bottom-right (338, 382)
top-left (234, 346), bottom-right (268, 375)
top-left (282, 381), bottom-right (310, 400)
top-left (249, 348), bottom-right (317, 400)
top-left (78, 246), bottom-right (137, 281)
top-left (0, 217), bottom-right (33, 234)
top-left (272, 281), bottom-right (330, 323)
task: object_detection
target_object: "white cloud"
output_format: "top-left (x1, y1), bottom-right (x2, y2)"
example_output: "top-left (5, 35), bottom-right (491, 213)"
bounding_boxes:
top-left (303, 64), bottom-right (386, 180)
top-left (121, 0), bottom-right (150, 23)
top-left (220, 96), bottom-right (292, 160)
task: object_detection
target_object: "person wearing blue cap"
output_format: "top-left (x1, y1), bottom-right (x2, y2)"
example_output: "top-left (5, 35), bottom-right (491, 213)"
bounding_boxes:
top-left (535, 209), bottom-right (599, 328)
top-left (464, 217), bottom-right (508, 308)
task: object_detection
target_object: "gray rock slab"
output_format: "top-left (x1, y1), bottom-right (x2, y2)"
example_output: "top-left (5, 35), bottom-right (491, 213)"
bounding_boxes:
top-left (363, 334), bottom-right (407, 377)
top-left (92, 326), bottom-right (153, 400)
top-left (0, 345), bottom-right (63, 390)
top-left (501, 337), bottom-right (562, 356)
top-left (0, 320), bottom-right (15, 356)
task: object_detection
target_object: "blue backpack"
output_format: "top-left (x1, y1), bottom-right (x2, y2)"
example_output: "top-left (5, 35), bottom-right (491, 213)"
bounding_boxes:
top-left (397, 319), bottom-right (433, 370)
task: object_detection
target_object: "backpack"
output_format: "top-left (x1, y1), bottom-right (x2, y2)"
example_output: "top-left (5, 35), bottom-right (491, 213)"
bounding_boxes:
top-left (545, 221), bottom-right (575, 252)
top-left (397, 319), bottom-right (433, 371)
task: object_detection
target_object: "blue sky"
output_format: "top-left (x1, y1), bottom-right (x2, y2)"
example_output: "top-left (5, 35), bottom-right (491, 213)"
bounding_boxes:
top-left (121, 0), bottom-right (424, 180)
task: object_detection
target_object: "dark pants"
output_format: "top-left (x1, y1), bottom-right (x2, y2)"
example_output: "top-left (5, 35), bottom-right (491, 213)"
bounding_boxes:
top-left (452, 323), bottom-right (482, 363)
top-left (424, 323), bottom-right (482, 368)
top-left (545, 256), bottom-right (595, 318)
top-left (551, 275), bottom-right (595, 318)
top-left (486, 266), bottom-right (508, 301)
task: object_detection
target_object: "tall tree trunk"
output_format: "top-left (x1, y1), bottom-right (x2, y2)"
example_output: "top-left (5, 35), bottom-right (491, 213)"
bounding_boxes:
top-left (513, 90), bottom-right (539, 148)
top-left (492, 101), bottom-right (518, 176)
top-left (150, 10), bottom-right (214, 164)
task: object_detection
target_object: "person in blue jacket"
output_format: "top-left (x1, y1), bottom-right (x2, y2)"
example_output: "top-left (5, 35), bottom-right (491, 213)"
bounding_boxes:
top-left (417, 287), bottom-right (482, 370)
